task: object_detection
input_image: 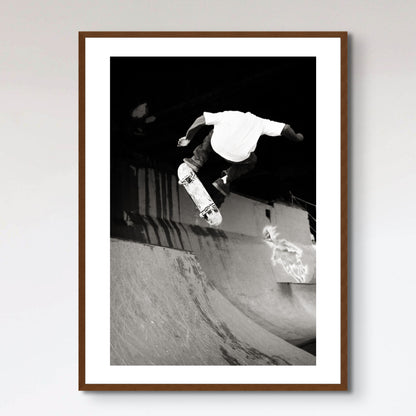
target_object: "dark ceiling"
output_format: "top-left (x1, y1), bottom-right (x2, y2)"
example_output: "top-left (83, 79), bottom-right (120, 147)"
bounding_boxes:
top-left (111, 56), bottom-right (316, 211)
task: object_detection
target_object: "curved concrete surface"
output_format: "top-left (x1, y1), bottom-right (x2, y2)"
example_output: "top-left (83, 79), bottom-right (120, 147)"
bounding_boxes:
top-left (114, 215), bottom-right (316, 345)
top-left (111, 239), bottom-right (315, 365)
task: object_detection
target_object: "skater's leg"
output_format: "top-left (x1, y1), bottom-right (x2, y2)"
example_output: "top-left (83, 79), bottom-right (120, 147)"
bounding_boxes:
top-left (212, 193), bottom-right (226, 209)
top-left (212, 153), bottom-right (257, 196)
top-left (225, 152), bottom-right (257, 183)
top-left (184, 130), bottom-right (213, 171)
top-left (192, 130), bottom-right (214, 165)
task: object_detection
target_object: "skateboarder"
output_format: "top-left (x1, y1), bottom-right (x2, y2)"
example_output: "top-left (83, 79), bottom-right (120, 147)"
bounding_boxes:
top-left (177, 111), bottom-right (304, 196)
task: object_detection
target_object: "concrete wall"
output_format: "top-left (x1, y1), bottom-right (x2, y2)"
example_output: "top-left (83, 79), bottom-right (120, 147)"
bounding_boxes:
top-left (116, 164), bottom-right (313, 241)
top-left (272, 203), bottom-right (312, 245)
top-left (113, 164), bottom-right (316, 283)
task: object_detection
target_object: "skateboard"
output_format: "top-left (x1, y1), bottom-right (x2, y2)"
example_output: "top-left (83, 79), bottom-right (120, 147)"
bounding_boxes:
top-left (177, 163), bottom-right (223, 226)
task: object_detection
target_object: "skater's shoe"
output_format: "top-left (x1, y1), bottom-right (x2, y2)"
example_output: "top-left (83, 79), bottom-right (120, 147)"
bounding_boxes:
top-left (212, 176), bottom-right (230, 196)
top-left (183, 158), bottom-right (202, 172)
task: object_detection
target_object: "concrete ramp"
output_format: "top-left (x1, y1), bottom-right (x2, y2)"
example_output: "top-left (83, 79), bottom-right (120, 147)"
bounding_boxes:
top-left (111, 239), bottom-right (315, 366)
top-left (114, 216), bottom-right (316, 345)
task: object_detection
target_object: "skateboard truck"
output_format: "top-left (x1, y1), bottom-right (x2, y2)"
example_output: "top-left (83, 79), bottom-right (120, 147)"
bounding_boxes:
top-left (200, 204), bottom-right (219, 220)
top-left (179, 170), bottom-right (196, 186)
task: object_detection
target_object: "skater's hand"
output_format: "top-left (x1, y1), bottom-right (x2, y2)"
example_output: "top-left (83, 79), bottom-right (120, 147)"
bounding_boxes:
top-left (177, 137), bottom-right (191, 147)
top-left (296, 133), bottom-right (304, 142)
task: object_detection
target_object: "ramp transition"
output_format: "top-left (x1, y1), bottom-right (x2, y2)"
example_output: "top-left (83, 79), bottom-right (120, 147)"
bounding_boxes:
top-left (111, 239), bottom-right (315, 366)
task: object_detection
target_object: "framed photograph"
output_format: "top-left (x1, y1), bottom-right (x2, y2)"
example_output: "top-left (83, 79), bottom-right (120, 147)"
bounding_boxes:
top-left (79, 32), bottom-right (348, 391)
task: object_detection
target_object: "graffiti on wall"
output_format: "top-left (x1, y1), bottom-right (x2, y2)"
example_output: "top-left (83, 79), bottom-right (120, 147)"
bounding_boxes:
top-left (263, 225), bottom-right (308, 283)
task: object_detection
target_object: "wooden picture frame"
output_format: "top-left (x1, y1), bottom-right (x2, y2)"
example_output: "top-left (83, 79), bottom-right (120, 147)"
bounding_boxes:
top-left (79, 31), bottom-right (348, 391)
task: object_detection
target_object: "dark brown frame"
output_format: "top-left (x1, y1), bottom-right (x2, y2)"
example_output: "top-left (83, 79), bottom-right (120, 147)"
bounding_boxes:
top-left (79, 31), bottom-right (348, 391)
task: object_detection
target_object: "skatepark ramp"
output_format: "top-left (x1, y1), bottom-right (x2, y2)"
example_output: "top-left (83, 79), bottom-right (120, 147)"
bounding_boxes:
top-left (114, 214), bottom-right (316, 345)
top-left (111, 163), bottom-right (316, 352)
top-left (111, 239), bottom-right (315, 365)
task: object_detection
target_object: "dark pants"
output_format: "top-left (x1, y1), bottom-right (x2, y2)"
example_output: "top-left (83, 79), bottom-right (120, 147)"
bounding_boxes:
top-left (191, 132), bottom-right (257, 183)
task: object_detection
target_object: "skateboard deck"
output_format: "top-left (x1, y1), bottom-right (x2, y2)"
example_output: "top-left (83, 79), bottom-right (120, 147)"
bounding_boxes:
top-left (177, 163), bottom-right (223, 226)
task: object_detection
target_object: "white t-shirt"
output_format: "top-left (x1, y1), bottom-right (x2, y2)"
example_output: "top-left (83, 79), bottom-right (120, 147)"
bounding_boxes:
top-left (203, 111), bottom-right (285, 162)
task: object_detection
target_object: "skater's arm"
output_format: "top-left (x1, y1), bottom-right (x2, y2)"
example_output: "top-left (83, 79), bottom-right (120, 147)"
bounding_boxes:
top-left (281, 124), bottom-right (304, 142)
top-left (177, 115), bottom-right (206, 147)
top-left (186, 115), bottom-right (206, 141)
top-left (262, 119), bottom-right (286, 136)
top-left (262, 119), bottom-right (304, 142)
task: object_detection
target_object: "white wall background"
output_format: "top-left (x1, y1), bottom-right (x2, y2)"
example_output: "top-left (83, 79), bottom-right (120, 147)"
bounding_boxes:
top-left (1, 0), bottom-right (415, 414)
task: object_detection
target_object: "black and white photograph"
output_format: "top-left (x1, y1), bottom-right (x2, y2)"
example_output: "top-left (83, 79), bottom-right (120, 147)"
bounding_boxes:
top-left (80, 33), bottom-right (346, 389)
top-left (110, 55), bottom-right (317, 365)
